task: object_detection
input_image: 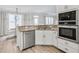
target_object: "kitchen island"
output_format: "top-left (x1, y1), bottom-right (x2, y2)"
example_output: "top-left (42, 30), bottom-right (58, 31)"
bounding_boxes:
top-left (16, 25), bottom-right (58, 50)
top-left (16, 27), bottom-right (35, 50)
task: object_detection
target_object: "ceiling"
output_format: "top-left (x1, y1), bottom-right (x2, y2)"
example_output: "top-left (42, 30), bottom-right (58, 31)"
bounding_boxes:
top-left (0, 5), bottom-right (57, 15)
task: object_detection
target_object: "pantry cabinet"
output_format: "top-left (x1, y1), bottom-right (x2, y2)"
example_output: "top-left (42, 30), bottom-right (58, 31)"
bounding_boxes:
top-left (35, 30), bottom-right (57, 46)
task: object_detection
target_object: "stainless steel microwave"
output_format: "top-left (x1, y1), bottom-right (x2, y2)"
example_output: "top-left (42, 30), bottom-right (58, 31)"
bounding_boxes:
top-left (58, 10), bottom-right (79, 25)
top-left (59, 10), bottom-right (76, 21)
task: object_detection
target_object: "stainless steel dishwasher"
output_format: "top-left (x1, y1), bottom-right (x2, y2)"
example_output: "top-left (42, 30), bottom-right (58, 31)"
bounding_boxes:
top-left (23, 30), bottom-right (35, 50)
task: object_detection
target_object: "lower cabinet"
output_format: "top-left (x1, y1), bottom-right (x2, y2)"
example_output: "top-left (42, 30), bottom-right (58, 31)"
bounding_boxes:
top-left (58, 38), bottom-right (79, 53)
top-left (35, 30), bottom-right (44, 45)
top-left (44, 31), bottom-right (57, 46)
top-left (35, 30), bottom-right (57, 46)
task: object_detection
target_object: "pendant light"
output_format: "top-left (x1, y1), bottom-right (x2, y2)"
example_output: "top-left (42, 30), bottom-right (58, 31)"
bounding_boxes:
top-left (15, 8), bottom-right (18, 36)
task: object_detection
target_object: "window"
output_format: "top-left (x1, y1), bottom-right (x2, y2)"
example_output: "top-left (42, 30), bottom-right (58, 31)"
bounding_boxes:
top-left (46, 16), bottom-right (54, 25)
top-left (33, 16), bottom-right (39, 25)
top-left (16, 15), bottom-right (22, 26)
top-left (8, 14), bottom-right (22, 30)
top-left (8, 14), bottom-right (16, 30)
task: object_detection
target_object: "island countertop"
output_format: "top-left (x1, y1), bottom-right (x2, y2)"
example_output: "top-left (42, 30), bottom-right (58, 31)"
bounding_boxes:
top-left (19, 29), bottom-right (35, 32)
top-left (17, 25), bottom-right (58, 32)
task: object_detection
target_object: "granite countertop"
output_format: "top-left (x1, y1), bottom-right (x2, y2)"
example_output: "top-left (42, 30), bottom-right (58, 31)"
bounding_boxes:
top-left (19, 28), bottom-right (57, 32)
top-left (18, 27), bottom-right (36, 32)
top-left (17, 25), bottom-right (58, 32)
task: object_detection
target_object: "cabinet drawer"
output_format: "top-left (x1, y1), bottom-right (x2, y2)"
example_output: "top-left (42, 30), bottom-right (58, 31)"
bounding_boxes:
top-left (58, 38), bottom-right (79, 52)
top-left (67, 47), bottom-right (79, 53)
top-left (58, 38), bottom-right (79, 49)
top-left (58, 43), bottom-right (67, 52)
top-left (58, 43), bottom-right (79, 53)
top-left (58, 38), bottom-right (66, 45)
top-left (65, 41), bottom-right (79, 49)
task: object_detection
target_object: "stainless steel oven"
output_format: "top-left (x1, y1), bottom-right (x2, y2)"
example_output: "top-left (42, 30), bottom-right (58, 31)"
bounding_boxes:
top-left (58, 26), bottom-right (79, 42)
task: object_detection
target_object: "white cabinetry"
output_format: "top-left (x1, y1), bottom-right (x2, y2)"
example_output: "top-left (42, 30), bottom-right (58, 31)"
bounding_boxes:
top-left (67, 5), bottom-right (79, 10)
top-left (35, 30), bottom-right (57, 46)
top-left (35, 30), bottom-right (45, 45)
top-left (56, 5), bottom-right (79, 13)
top-left (58, 38), bottom-right (79, 53)
top-left (44, 31), bottom-right (57, 46)
top-left (56, 5), bottom-right (65, 13)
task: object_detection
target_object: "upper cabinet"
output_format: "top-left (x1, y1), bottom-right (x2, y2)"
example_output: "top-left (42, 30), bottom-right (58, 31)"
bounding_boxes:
top-left (56, 5), bottom-right (79, 13)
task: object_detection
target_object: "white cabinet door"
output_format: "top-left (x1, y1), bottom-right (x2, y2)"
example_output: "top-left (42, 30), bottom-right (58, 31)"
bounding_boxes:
top-left (44, 31), bottom-right (57, 46)
top-left (35, 30), bottom-right (45, 45)
top-left (35, 30), bottom-right (57, 46)
top-left (44, 31), bottom-right (53, 45)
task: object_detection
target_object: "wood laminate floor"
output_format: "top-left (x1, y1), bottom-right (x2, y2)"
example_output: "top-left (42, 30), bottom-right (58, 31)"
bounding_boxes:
top-left (0, 38), bottom-right (63, 53)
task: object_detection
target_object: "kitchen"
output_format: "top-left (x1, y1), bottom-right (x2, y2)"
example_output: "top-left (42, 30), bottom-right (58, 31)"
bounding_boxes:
top-left (0, 5), bottom-right (79, 53)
